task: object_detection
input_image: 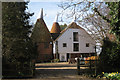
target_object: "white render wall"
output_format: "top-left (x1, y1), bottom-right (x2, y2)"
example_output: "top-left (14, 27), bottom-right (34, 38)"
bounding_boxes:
top-left (53, 28), bottom-right (96, 61)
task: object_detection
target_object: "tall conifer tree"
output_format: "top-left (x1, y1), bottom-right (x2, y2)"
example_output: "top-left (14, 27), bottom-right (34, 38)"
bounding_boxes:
top-left (2, 2), bottom-right (36, 77)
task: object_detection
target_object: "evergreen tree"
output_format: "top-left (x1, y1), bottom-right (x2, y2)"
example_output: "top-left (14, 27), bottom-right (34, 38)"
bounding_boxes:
top-left (60, 24), bottom-right (67, 31)
top-left (98, 38), bottom-right (120, 72)
top-left (2, 2), bottom-right (36, 77)
top-left (106, 2), bottom-right (120, 40)
top-left (94, 2), bottom-right (120, 41)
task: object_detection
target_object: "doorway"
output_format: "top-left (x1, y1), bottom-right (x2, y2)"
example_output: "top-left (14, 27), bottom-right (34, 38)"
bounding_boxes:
top-left (67, 53), bottom-right (70, 62)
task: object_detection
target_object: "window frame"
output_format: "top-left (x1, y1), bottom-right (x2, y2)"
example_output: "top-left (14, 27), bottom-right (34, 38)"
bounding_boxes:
top-left (73, 43), bottom-right (79, 51)
top-left (86, 43), bottom-right (89, 47)
top-left (63, 43), bottom-right (67, 47)
top-left (73, 32), bottom-right (79, 42)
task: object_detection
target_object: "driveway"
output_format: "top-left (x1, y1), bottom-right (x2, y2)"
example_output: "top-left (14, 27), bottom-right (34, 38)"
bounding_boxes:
top-left (2, 62), bottom-right (99, 80)
top-left (34, 62), bottom-right (98, 80)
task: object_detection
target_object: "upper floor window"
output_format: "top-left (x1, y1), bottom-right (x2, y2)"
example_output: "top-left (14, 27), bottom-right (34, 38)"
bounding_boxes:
top-left (73, 43), bottom-right (79, 51)
top-left (63, 43), bottom-right (67, 47)
top-left (86, 43), bottom-right (89, 47)
top-left (73, 32), bottom-right (78, 41)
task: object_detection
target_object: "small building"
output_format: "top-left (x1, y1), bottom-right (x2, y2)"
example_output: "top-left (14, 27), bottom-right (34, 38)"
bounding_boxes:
top-left (53, 19), bottom-right (96, 61)
top-left (31, 8), bottom-right (53, 62)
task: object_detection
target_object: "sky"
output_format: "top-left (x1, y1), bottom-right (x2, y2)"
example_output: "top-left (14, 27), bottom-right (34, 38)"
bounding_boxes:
top-left (28, 1), bottom-right (65, 31)
top-left (27, 0), bottom-right (102, 54)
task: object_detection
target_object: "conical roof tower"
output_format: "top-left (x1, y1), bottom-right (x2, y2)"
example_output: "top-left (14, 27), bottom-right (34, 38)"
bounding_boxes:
top-left (31, 8), bottom-right (52, 43)
top-left (50, 14), bottom-right (61, 33)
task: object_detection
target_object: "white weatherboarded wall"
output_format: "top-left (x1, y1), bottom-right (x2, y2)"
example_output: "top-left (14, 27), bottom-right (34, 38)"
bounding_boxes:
top-left (53, 28), bottom-right (96, 61)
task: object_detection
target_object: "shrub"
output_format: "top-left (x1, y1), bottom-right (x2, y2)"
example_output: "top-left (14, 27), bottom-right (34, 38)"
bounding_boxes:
top-left (51, 59), bottom-right (59, 63)
top-left (103, 72), bottom-right (120, 80)
top-left (98, 37), bottom-right (120, 72)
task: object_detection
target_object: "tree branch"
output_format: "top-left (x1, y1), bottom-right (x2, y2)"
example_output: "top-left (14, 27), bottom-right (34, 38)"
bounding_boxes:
top-left (94, 8), bottom-right (111, 23)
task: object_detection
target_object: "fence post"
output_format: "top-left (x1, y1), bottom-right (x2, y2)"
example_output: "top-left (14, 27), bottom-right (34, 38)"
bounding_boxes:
top-left (95, 57), bottom-right (97, 76)
top-left (94, 46), bottom-right (97, 76)
top-left (77, 57), bottom-right (80, 75)
top-left (90, 59), bottom-right (91, 70)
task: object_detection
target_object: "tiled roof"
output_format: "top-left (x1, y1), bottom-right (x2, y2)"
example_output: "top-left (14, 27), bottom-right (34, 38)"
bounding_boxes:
top-left (50, 22), bottom-right (61, 33)
top-left (54, 22), bottom-right (83, 42)
top-left (31, 18), bottom-right (53, 43)
top-left (60, 22), bottom-right (83, 33)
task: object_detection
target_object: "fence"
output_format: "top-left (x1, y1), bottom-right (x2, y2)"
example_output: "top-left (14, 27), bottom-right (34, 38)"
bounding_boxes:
top-left (77, 57), bottom-right (98, 76)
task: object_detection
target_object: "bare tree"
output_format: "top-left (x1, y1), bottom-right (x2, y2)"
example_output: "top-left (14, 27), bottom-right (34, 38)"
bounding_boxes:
top-left (58, 1), bottom-right (111, 53)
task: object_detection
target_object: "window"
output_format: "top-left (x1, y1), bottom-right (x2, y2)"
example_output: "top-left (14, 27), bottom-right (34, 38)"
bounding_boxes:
top-left (73, 43), bottom-right (79, 51)
top-left (63, 43), bottom-right (67, 47)
top-left (86, 43), bottom-right (89, 47)
top-left (56, 41), bottom-right (58, 45)
top-left (44, 43), bottom-right (49, 48)
top-left (73, 32), bottom-right (78, 41)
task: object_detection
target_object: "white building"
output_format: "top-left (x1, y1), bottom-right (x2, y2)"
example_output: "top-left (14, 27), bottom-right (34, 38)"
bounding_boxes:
top-left (52, 21), bottom-right (96, 61)
top-left (50, 15), bottom-right (96, 61)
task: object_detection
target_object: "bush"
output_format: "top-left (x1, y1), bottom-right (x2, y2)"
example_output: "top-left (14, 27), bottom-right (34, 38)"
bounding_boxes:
top-left (103, 72), bottom-right (120, 80)
top-left (98, 37), bottom-right (120, 73)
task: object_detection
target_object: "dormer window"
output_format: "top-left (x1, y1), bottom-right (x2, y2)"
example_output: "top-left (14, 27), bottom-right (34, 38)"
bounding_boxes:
top-left (73, 32), bottom-right (78, 41)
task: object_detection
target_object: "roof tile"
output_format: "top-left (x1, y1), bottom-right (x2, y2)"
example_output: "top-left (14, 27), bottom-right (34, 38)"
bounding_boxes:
top-left (31, 18), bottom-right (53, 43)
top-left (50, 22), bottom-right (61, 33)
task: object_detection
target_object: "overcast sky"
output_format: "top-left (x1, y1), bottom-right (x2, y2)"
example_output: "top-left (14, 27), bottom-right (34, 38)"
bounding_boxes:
top-left (28, 1), bottom-right (65, 31)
